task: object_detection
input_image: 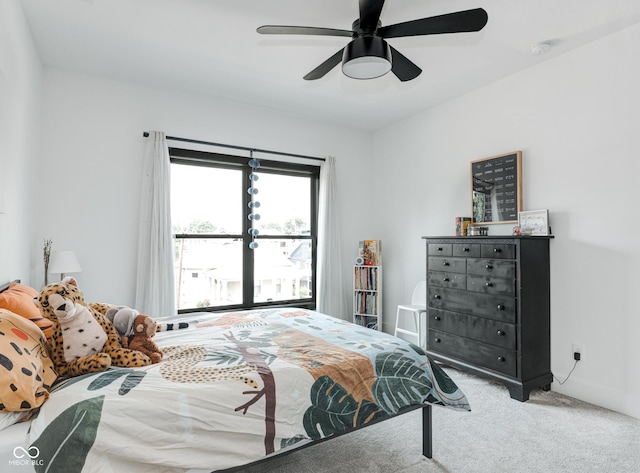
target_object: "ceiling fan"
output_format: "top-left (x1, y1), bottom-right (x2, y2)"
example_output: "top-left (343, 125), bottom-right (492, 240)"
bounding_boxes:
top-left (257, 0), bottom-right (488, 82)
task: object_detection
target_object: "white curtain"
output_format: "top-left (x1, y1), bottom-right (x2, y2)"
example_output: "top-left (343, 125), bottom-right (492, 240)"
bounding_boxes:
top-left (135, 131), bottom-right (176, 317)
top-left (316, 156), bottom-right (348, 320)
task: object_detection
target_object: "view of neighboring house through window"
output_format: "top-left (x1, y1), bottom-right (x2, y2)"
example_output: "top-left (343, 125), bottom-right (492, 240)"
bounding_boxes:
top-left (169, 148), bottom-right (319, 312)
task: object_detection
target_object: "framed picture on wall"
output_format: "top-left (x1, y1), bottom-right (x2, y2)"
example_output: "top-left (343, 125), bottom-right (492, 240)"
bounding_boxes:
top-left (518, 209), bottom-right (550, 236)
top-left (471, 151), bottom-right (522, 224)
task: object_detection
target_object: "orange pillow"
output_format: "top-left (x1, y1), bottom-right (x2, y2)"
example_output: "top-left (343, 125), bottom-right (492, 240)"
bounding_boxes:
top-left (0, 283), bottom-right (53, 339)
top-left (0, 309), bottom-right (57, 412)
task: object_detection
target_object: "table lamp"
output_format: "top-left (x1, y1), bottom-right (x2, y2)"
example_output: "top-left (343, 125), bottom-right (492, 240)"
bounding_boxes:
top-left (48, 250), bottom-right (82, 280)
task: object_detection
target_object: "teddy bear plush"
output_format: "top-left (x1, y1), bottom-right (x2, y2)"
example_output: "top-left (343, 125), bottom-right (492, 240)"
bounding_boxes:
top-left (105, 305), bottom-right (189, 342)
top-left (35, 277), bottom-right (151, 378)
top-left (124, 314), bottom-right (164, 364)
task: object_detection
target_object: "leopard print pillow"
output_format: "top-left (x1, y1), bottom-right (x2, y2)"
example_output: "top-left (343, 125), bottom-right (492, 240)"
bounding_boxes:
top-left (0, 309), bottom-right (57, 412)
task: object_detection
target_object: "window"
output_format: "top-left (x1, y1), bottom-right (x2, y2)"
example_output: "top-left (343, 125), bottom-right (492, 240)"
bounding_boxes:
top-left (170, 148), bottom-right (319, 313)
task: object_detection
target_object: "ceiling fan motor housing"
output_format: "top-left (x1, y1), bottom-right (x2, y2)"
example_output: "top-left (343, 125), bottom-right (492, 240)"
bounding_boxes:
top-left (342, 35), bottom-right (392, 79)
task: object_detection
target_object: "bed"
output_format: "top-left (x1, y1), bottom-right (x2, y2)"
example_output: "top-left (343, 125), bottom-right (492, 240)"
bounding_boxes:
top-left (1, 281), bottom-right (470, 473)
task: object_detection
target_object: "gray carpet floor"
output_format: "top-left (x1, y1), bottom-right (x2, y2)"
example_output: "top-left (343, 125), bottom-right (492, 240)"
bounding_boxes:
top-left (235, 367), bottom-right (640, 473)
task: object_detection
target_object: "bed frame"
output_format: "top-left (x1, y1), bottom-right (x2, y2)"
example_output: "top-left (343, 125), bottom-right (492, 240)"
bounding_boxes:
top-left (0, 280), bottom-right (15, 293)
top-left (0, 280), bottom-right (434, 471)
top-left (216, 404), bottom-right (432, 472)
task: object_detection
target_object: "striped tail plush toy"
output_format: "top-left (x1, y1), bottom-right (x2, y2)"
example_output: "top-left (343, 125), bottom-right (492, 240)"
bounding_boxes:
top-left (102, 305), bottom-right (189, 341)
top-left (156, 321), bottom-right (190, 332)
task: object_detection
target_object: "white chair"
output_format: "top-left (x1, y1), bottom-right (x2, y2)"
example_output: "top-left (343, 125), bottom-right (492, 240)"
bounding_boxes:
top-left (394, 281), bottom-right (427, 347)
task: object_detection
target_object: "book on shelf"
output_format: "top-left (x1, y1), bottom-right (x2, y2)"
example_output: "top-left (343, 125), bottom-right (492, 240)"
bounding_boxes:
top-left (354, 266), bottom-right (379, 290)
top-left (358, 240), bottom-right (382, 266)
top-left (455, 217), bottom-right (473, 236)
top-left (354, 291), bottom-right (378, 315)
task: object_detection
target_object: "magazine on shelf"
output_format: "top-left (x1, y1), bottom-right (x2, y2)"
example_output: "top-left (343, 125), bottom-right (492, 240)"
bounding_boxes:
top-left (358, 240), bottom-right (382, 266)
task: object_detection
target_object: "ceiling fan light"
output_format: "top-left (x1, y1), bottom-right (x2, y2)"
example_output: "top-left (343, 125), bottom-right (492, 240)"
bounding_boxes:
top-left (342, 36), bottom-right (392, 80)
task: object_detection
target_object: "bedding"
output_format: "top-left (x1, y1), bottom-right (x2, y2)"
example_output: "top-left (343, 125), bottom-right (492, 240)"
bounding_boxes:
top-left (24, 307), bottom-right (469, 473)
top-left (0, 419), bottom-right (33, 471)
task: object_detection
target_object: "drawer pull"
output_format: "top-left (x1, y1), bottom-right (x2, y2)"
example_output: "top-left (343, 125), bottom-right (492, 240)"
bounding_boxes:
top-left (437, 247), bottom-right (443, 251)
top-left (434, 316), bottom-right (441, 321)
top-left (433, 294), bottom-right (441, 300)
top-left (493, 248), bottom-right (502, 253)
top-left (463, 247), bottom-right (470, 252)
top-left (443, 277), bottom-right (450, 282)
top-left (443, 261), bottom-right (450, 267)
top-left (485, 282), bottom-right (494, 287)
top-left (497, 356), bottom-right (506, 362)
top-left (485, 264), bottom-right (493, 270)
top-left (497, 330), bottom-right (505, 336)
top-left (497, 304), bottom-right (505, 310)
top-left (434, 338), bottom-right (441, 343)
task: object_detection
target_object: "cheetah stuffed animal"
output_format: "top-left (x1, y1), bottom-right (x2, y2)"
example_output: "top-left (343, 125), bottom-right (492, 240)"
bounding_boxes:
top-left (35, 277), bottom-right (151, 378)
top-left (50, 297), bottom-right (107, 362)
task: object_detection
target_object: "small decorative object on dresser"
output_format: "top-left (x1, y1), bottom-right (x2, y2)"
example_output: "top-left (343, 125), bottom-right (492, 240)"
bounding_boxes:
top-left (455, 217), bottom-right (473, 236)
top-left (423, 235), bottom-right (553, 401)
top-left (518, 209), bottom-right (550, 236)
top-left (467, 225), bottom-right (489, 236)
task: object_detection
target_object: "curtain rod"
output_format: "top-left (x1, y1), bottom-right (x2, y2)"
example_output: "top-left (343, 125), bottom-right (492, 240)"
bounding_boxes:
top-left (142, 132), bottom-right (325, 162)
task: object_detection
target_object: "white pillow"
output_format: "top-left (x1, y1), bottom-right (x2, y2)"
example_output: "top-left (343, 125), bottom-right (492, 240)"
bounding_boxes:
top-left (0, 411), bottom-right (26, 431)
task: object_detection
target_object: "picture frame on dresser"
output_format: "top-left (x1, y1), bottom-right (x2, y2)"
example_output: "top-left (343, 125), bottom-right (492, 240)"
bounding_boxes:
top-left (518, 209), bottom-right (550, 236)
top-left (471, 151), bottom-right (522, 224)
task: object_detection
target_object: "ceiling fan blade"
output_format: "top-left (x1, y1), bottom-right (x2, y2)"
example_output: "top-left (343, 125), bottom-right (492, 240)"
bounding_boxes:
top-left (379, 8), bottom-right (488, 38)
top-left (359, 0), bottom-right (386, 32)
top-left (389, 46), bottom-right (422, 82)
top-left (257, 25), bottom-right (352, 37)
top-left (303, 49), bottom-right (345, 80)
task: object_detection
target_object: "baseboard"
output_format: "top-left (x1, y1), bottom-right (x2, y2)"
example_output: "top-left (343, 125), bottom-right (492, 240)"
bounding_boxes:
top-left (552, 376), bottom-right (640, 420)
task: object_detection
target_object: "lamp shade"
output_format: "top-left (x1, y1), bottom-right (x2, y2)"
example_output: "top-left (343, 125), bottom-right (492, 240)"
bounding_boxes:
top-left (48, 250), bottom-right (82, 277)
top-left (342, 36), bottom-right (392, 80)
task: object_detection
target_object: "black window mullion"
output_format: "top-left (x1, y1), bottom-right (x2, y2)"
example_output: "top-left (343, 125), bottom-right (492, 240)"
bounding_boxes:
top-left (310, 173), bottom-right (319, 303)
top-left (242, 164), bottom-right (254, 307)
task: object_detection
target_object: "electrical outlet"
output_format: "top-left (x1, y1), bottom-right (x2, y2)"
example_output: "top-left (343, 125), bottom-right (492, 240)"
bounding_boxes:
top-left (572, 343), bottom-right (584, 362)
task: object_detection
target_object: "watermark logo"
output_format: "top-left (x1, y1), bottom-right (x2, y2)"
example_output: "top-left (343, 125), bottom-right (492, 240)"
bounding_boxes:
top-left (9, 446), bottom-right (44, 466)
top-left (13, 446), bottom-right (39, 459)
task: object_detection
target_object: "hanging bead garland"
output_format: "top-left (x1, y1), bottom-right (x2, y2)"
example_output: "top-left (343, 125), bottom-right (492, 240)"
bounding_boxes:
top-left (247, 151), bottom-right (260, 249)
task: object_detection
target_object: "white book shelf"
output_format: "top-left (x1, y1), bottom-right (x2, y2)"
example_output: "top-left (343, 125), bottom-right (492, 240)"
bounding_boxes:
top-left (353, 265), bottom-right (382, 331)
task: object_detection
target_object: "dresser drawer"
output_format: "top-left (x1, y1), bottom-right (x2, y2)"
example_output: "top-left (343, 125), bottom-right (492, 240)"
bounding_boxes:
top-left (428, 256), bottom-right (466, 274)
top-left (467, 275), bottom-right (515, 296)
top-left (467, 259), bottom-right (515, 278)
top-left (429, 308), bottom-right (516, 350)
top-left (481, 243), bottom-right (515, 259)
top-left (427, 286), bottom-right (516, 323)
top-left (428, 330), bottom-right (516, 377)
top-left (452, 243), bottom-right (480, 257)
top-left (427, 272), bottom-right (466, 289)
top-left (428, 243), bottom-right (452, 256)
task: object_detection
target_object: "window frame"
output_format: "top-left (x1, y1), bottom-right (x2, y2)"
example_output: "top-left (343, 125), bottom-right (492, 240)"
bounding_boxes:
top-left (169, 147), bottom-right (320, 313)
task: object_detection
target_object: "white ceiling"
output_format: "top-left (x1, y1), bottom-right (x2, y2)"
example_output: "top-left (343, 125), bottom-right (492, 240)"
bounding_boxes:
top-left (19, 0), bottom-right (640, 131)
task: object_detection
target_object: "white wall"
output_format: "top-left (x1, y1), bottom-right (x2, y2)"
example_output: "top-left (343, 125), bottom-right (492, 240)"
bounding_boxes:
top-left (373, 24), bottom-right (640, 419)
top-left (33, 68), bottom-right (373, 308)
top-left (0, 0), bottom-right (42, 285)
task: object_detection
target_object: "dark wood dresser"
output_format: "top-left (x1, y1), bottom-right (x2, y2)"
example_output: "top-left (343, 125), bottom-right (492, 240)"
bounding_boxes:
top-left (423, 236), bottom-right (552, 401)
